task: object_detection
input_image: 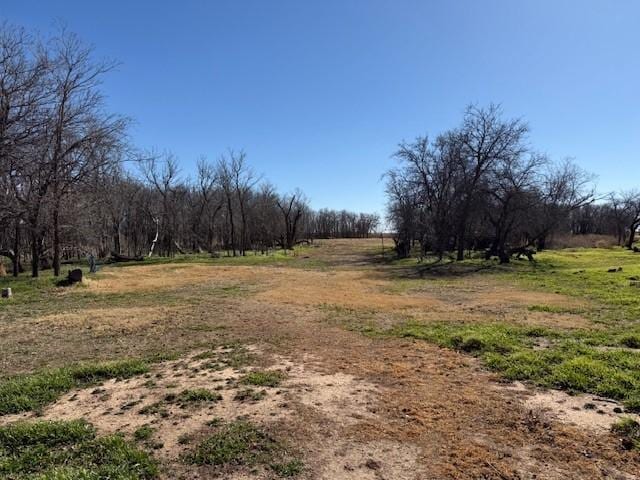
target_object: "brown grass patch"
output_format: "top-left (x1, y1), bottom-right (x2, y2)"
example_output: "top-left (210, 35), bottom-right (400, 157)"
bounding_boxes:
top-left (36, 306), bottom-right (189, 331)
top-left (90, 264), bottom-right (257, 294)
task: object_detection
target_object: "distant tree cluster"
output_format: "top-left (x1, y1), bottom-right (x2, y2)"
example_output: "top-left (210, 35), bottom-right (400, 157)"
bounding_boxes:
top-left (306, 209), bottom-right (379, 239)
top-left (385, 104), bottom-right (638, 262)
top-left (570, 193), bottom-right (640, 249)
top-left (0, 23), bottom-right (377, 277)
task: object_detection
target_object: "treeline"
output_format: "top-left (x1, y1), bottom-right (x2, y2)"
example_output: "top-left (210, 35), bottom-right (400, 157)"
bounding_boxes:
top-left (386, 104), bottom-right (639, 262)
top-left (308, 209), bottom-right (379, 239)
top-left (570, 194), bottom-right (640, 248)
top-left (0, 23), bottom-right (377, 277)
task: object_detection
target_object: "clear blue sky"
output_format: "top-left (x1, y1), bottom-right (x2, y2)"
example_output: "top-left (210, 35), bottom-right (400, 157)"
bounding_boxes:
top-left (3, 1), bottom-right (639, 215)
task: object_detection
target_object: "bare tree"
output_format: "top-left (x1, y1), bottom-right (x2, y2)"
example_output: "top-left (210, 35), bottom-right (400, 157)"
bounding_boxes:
top-left (385, 168), bottom-right (417, 258)
top-left (230, 151), bottom-right (259, 255)
top-left (453, 104), bottom-right (529, 260)
top-left (140, 151), bottom-right (181, 257)
top-left (618, 190), bottom-right (640, 249)
top-left (484, 153), bottom-right (546, 262)
top-left (385, 105), bottom-right (597, 261)
top-left (45, 28), bottom-right (127, 275)
top-left (277, 190), bottom-right (308, 250)
top-left (0, 23), bottom-right (48, 276)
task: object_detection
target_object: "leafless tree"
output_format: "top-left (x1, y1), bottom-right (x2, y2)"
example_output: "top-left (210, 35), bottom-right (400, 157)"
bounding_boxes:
top-left (453, 104), bottom-right (529, 260)
top-left (618, 190), bottom-right (640, 249)
top-left (385, 105), bottom-right (598, 262)
top-left (277, 190), bottom-right (308, 250)
top-left (140, 151), bottom-right (181, 257)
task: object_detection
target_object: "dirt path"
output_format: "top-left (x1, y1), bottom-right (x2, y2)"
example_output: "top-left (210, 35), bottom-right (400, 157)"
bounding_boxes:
top-left (2, 239), bottom-right (639, 479)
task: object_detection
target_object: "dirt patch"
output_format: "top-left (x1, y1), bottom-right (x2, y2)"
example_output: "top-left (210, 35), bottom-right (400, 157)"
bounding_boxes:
top-left (311, 439), bottom-right (425, 480)
top-left (0, 346), bottom-right (382, 465)
top-left (511, 382), bottom-right (640, 433)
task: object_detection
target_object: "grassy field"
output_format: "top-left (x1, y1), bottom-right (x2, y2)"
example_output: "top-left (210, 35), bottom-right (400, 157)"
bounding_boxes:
top-left (0, 240), bottom-right (639, 479)
top-left (380, 247), bottom-right (640, 410)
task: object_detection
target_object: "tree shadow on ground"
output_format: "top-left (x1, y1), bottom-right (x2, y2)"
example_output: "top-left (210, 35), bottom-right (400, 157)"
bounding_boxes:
top-left (380, 258), bottom-right (500, 280)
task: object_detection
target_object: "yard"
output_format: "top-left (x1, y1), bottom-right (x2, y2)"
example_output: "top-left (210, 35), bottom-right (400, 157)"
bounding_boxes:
top-left (1, 239), bottom-right (639, 479)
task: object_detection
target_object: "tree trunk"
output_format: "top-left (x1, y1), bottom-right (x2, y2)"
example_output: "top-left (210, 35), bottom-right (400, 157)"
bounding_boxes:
top-left (148, 217), bottom-right (159, 257)
top-left (13, 220), bottom-right (20, 277)
top-left (31, 229), bottom-right (40, 278)
top-left (537, 235), bottom-right (547, 251)
top-left (628, 226), bottom-right (637, 249)
top-left (226, 195), bottom-right (236, 256)
top-left (456, 225), bottom-right (465, 261)
top-left (497, 246), bottom-right (510, 264)
top-left (53, 206), bottom-right (61, 277)
top-left (113, 223), bottom-right (121, 255)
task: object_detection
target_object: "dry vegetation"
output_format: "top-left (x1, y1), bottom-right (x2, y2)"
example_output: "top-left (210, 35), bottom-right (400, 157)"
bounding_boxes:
top-left (1, 238), bottom-right (640, 479)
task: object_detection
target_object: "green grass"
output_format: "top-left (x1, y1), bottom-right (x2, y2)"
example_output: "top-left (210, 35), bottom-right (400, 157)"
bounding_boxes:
top-left (499, 248), bottom-right (640, 323)
top-left (375, 247), bottom-right (640, 408)
top-left (270, 459), bottom-right (304, 477)
top-left (108, 249), bottom-right (303, 269)
top-left (240, 370), bottom-right (286, 388)
top-left (186, 420), bottom-right (302, 477)
top-left (527, 304), bottom-right (586, 315)
top-left (0, 359), bottom-right (149, 415)
top-left (0, 265), bottom-right (88, 312)
top-left (388, 247), bottom-right (640, 323)
top-left (187, 421), bottom-right (274, 466)
top-left (171, 388), bottom-right (222, 404)
top-left (0, 419), bottom-right (157, 479)
top-left (392, 321), bottom-right (640, 411)
top-left (133, 425), bottom-right (155, 442)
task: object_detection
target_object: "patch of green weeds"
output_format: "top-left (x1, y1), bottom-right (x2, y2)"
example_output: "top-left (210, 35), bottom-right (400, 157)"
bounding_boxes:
top-left (173, 388), bottom-right (222, 404)
top-left (271, 459), bottom-right (304, 477)
top-left (134, 425), bottom-right (155, 442)
top-left (233, 388), bottom-right (266, 402)
top-left (0, 359), bottom-right (149, 415)
top-left (240, 370), bottom-right (286, 388)
top-left (392, 321), bottom-right (640, 411)
top-left (0, 419), bottom-right (157, 479)
top-left (185, 420), bottom-right (302, 477)
top-left (139, 402), bottom-right (169, 418)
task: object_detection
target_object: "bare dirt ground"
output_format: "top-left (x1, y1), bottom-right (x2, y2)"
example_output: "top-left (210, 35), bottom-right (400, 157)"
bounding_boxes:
top-left (1, 239), bottom-right (639, 479)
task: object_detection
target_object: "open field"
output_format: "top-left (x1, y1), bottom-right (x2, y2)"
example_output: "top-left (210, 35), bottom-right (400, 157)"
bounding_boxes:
top-left (1, 239), bottom-right (640, 479)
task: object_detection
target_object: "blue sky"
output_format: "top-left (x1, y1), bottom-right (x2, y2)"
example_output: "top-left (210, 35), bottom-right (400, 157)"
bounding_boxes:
top-left (3, 1), bottom-right (639, 215)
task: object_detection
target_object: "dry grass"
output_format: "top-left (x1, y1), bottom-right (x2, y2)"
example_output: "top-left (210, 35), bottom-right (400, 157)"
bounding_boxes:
top-left (1, 239), bottom-right (639, 479)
